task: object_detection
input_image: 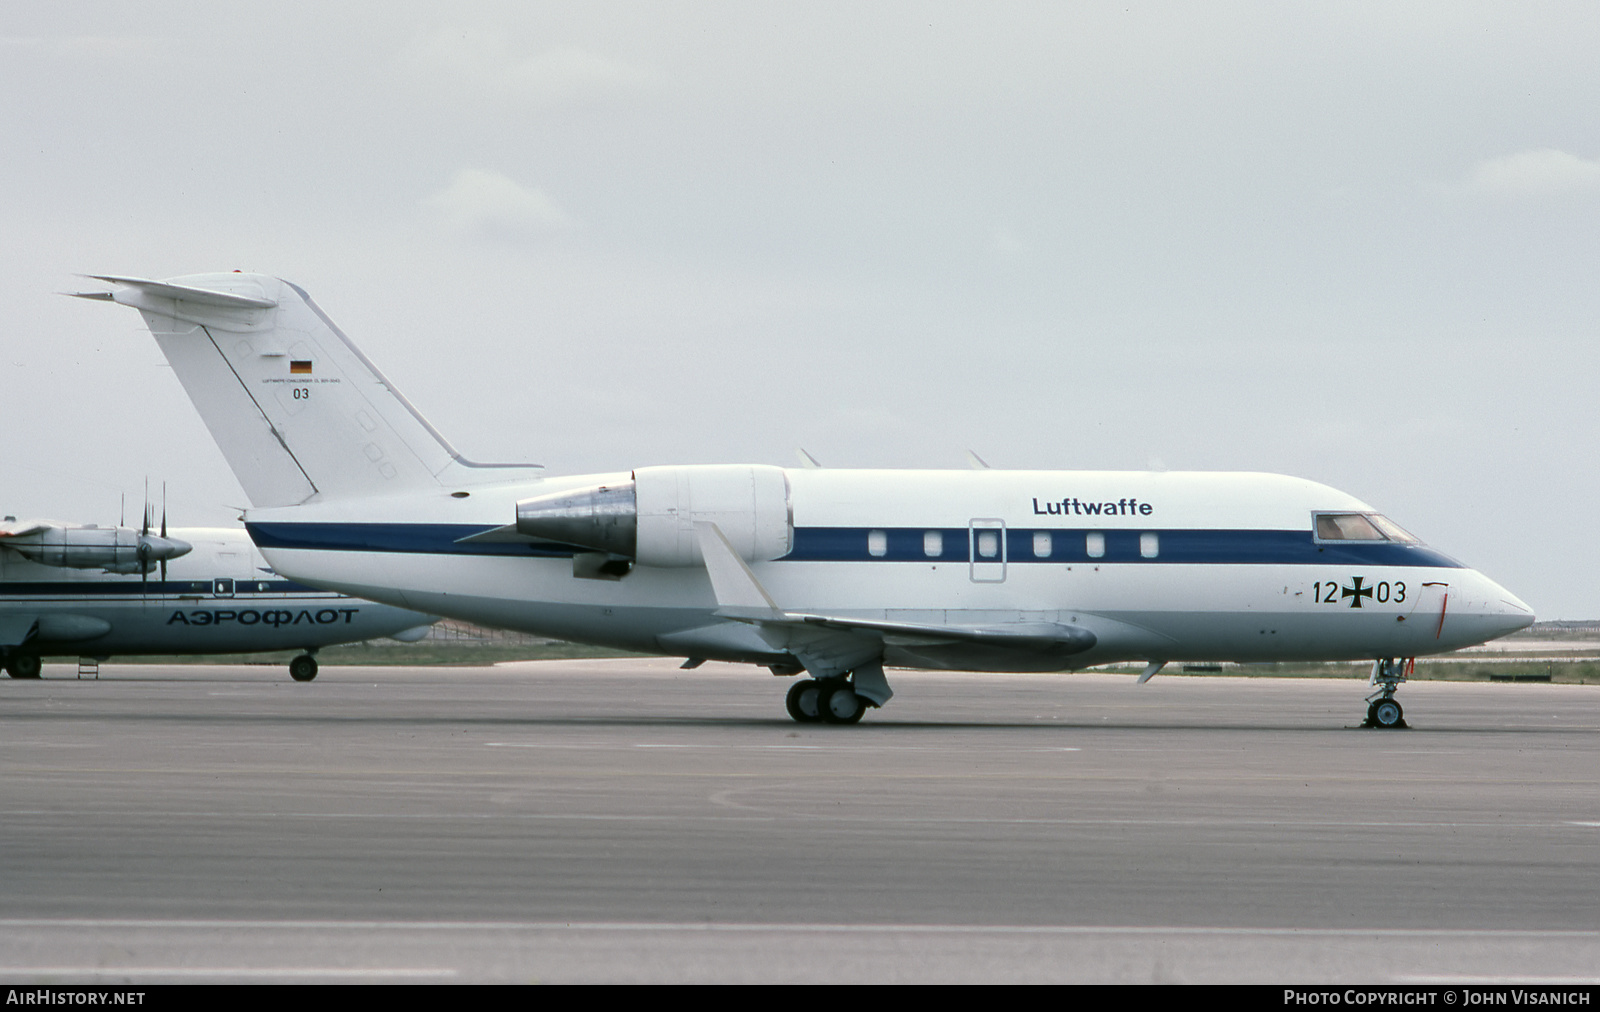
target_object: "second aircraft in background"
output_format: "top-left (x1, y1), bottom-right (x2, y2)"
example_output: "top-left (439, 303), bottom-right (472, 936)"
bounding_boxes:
top-left (1, 513), bottom-right (438, 680)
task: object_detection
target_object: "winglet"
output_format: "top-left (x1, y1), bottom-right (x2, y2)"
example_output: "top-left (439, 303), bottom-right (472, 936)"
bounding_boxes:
top-left (694, 521), bottom-right (782, 616)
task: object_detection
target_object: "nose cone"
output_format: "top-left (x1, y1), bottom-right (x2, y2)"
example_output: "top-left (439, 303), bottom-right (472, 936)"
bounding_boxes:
top-left (1467, 572), bottom-right (1536, 643)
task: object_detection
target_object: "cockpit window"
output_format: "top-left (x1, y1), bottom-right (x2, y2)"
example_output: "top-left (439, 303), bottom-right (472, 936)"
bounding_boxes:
top-left (1314, 512), bottom-right (1422, 544)
top-left (1368, 515), bottom-right (1421, 543)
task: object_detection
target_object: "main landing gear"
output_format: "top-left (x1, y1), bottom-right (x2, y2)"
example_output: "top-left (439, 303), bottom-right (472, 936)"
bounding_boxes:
top-left (784, 662), bottom-right (893, 725)
top-left (786, 678), bottom-right (866, 724)
top-left (1363, 657), bottom-right (1412, 729)
top-left (288, 652), bottom-right (319, 682)
top-left (3, 652), bottom-right (43, 679)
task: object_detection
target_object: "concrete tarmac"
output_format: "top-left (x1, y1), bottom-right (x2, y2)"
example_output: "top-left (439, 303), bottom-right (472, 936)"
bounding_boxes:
top-left (2, 659), bottom-right (1598, 984)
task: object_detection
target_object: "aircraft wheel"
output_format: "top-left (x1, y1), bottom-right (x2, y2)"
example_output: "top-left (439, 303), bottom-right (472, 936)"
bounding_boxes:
top-left (785, 679), bottom-right (823, 723)
top-left (5, 654), bottom-right (42, 679)
top-left (288, 655), bottom-right (319, 682)
top-left (1368, 698), bottom-right (1405, 729)
top-left (819, 681), bottom-right (866, 725)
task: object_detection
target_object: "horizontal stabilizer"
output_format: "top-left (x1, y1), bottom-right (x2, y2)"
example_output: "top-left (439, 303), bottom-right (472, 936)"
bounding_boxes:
top-left (83, 275), bottom-right (278, 310)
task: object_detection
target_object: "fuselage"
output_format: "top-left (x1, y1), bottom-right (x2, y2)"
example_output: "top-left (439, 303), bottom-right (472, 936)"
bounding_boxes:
top-left (1, 527), bottom-right (437, 658)
top-left (241, 468), bottom-right (1534, 671)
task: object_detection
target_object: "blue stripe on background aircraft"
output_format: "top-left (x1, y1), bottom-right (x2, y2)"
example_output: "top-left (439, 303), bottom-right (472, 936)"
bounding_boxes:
top-left (1, 513), bottom-right (438, 681)
top-left (74, 273), bottom-right (1534, 725)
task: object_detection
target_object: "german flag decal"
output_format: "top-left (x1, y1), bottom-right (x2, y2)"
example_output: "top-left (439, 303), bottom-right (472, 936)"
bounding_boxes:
top-left (290, 360), bottom-right (313, 375)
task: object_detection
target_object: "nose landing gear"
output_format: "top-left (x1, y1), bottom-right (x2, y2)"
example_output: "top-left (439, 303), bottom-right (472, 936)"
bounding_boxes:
top-left (1363, 657), bottom-right (1412, 729)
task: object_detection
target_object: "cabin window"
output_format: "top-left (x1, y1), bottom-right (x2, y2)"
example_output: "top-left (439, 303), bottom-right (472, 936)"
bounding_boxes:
top-left (1086, 532), bottom-right (1105, 558)
top-left (1032, 531), bottom-right (1052, 558)
top-left (868, 530), bottom-right (888, 557)
top-left (976, 530), bottom-right (1000, 558)
top-left (923, 530), bottom-right (943, 557)
top-left (1140, 532), bottom-right (1160, 558)
top-left (1314, 512), bottom-right (1421, 544)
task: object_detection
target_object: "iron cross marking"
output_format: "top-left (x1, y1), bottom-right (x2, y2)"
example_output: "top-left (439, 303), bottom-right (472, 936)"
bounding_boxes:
top-left (1341, 576), bottom-right (1375, 609)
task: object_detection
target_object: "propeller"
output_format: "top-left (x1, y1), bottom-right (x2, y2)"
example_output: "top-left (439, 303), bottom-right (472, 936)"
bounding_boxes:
top-left (159, 483), bottom-right (170, 584)
top-left (132, 480), bottom-right (189, 592)
top-left (138, 480), bottom-right (152, 592)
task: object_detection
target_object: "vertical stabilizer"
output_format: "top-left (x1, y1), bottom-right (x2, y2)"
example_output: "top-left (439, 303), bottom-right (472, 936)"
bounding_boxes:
top-left (87, 273), bottom-right (540, 507)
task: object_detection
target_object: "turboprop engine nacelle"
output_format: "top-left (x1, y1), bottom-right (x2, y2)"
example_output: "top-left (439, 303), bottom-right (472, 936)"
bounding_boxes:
top-left (515, 464), bottom-right (792, 568)
top-left (1, 525), bottom-right (192, 574)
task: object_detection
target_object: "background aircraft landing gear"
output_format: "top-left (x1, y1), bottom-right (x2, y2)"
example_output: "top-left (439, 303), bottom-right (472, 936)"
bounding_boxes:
top-left (1362, 657), bottom-right (1411, 729)
top-left (288, 653), bottom-right (319, 682)
top-left (4, 653), bottom-right (43, 679)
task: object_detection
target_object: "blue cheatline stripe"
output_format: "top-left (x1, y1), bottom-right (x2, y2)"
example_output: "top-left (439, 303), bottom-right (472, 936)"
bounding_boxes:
top-left (240, 522), bottom-right (1463, 568)
top-left (0, 579), bottom-right (331, 598)
top-left (247, 522), bottom-right (576, 558)
top-left (787, 527), bottom-right (1462, 567)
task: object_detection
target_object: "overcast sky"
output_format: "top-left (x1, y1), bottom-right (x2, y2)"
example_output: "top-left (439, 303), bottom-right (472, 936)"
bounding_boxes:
top-left (4, 2), bottom-right (1598, 617)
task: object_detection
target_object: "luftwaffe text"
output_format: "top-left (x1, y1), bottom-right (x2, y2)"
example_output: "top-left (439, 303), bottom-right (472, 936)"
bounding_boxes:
top-left (1032, 497), bottom-right (1153, 516)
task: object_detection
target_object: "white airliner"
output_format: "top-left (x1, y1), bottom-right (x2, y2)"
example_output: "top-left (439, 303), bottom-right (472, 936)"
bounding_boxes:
top-left (77, 273), bottom-right (1535, 726)
top-left (1, 515), bottom-right (437, 681)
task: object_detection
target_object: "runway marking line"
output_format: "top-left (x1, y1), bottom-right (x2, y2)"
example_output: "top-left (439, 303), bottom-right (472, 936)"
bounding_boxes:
top-left (4, 810), bottom-right (1596, 829)
top-left (2, 919), bottom-right (1599, 939)
top-left (0, 967), bottom-right (456, 979)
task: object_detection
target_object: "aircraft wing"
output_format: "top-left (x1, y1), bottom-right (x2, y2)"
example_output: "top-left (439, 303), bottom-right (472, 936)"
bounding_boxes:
top-left (694, 522), bottom-right (1095, 679)
top-left (741, 611), bottom-right (1097, 650)
top-left (0, 520), bottom-right (61, 539)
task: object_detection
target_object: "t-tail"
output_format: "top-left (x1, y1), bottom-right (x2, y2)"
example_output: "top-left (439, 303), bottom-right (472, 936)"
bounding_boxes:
top-left (75, 274), bottom-right (541, 507)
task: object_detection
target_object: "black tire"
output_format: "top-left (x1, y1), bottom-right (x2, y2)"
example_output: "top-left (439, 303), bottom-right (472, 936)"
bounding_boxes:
top-left (5, 654), bottom-right (42, 679)
top-left (818, 682), bottom-right (866, 725)
top-left (289, 655), bottom-right (319, 682)
top-left (1370, 698), bottom-right (1404, 729)
top-left (785, 679), bottom-right (822, 722)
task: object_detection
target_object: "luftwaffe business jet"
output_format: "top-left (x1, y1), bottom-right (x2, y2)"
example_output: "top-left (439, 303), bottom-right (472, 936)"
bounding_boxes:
top-left (77, 274), bottom-right (1534, 724)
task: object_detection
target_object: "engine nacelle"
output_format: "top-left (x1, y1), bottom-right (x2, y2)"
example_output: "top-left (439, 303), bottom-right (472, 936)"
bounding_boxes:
top-left (515, 464), bottom-right (791, 568)
top-left (635, 464), bottom-right (792, 567)
top-left (0, 525), bottom-right (192, 574)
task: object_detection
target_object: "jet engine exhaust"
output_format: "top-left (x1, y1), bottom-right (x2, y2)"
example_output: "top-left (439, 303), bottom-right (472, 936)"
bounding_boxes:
top-left (515, 481), bottom-right (638, 557)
